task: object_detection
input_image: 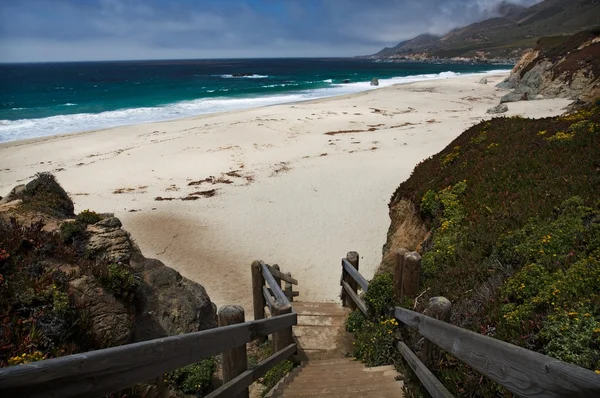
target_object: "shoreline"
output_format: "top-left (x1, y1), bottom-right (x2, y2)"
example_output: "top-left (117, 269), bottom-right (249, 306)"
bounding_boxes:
top-left (0, 72), bottom-right (572, 316)
top-left (0, 69), bottom-right (510, 148)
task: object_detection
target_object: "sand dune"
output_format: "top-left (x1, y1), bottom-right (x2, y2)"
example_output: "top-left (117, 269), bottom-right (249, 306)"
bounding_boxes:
top-left (0, 74), bottom-right (571, 317)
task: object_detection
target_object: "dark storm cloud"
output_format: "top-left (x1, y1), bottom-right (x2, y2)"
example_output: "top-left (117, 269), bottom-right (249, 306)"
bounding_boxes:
top-left (0, 0), bottom-right (542, 62)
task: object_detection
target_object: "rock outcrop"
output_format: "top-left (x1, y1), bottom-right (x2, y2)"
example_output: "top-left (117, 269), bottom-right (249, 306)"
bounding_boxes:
top-left (486, 103), bottom-right (509, 114)
top-left (498, 29), bottom-right (600, 104)
top-left (0, 174), bottom-right (217, 347)
top-left (370, 78), bottom-right (379, 86)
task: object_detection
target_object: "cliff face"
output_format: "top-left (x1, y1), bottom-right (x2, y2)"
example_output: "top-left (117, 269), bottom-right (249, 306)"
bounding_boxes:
top-left (498, 28), bottom-right (600, 103)
top-left (0, 174), bottom-right (217, 368)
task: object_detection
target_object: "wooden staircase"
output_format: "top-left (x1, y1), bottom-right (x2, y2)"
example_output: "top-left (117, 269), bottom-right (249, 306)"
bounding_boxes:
top-left (266, 301), bottom-right (404, 397)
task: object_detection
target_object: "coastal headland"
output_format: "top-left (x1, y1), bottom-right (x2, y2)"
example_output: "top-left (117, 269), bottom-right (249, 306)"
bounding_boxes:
top-left (0, 74), bottom-right (571, 315)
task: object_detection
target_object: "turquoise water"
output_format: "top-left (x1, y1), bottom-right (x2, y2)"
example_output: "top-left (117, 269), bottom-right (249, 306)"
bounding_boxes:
top-left (0, 58), bottom-right (511, 142)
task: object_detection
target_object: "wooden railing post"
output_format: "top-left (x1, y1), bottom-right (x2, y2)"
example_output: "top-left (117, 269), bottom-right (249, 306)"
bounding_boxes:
top-left (284, 272), bottom-right (294, 303)
top-left (251, 261), bottom-right (267, 343)
top-left (394, 248), bottom-right (410, 301)
top-left (341, 251), bottom-right (359, 309)
top-left (272, 300), bottom-right (294, 356)
top-left (218, 305), bottom-right (249, 398)
top-left (402, 252), bottom-right (421, 298)
top-left (423, 297), bottom-right (452, 367)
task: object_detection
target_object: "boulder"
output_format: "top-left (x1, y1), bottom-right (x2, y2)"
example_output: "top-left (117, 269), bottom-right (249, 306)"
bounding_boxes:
top-left (69, 275), bottom-right (133, 346)
top-left (86, 217), bottom-right (132, 263)
top-left (500, 92), bottom-right (528, 103)
top-left (131, 252), bottom-right (217, 339)
top-left (343, 79), bottom-right (351, 84)
top-left (486, 103), bottom-right (508, 114)
top-left (479, 78), bottom-right (488, 84)
top-left (370, 78), bottom-right (379, 86)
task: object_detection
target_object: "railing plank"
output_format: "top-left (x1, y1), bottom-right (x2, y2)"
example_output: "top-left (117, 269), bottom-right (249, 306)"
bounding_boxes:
top-left (394, 307), bottom-right (600, 398)
top-left (396, 341), bottom-right (453, 398)
top-left (342, 281), bottom-right (368, 315)
top-left (0, 313), bottom-right (297, 398)
top-left (342, 258), bottom-right (368, 292)
top-left (261, 262), bottom-right (290, 305)
top-left (205, 344), bottom-right (297, 398)
top-left (263, 286), bottom-right (275, 311)
top-left (265, 264), bottom-right (298, 285)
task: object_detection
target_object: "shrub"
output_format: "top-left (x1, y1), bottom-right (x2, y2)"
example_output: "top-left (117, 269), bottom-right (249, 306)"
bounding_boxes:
top-left (363, 273), bottom-right (394, 316)
top-left (75, 210), bottom-right (102, 225)
top-left (346, 310), bottom-right (366, 333)
top-left (260, 360), bottom-right (294, 396)
top-left (59, 221), bottom-right (87, 243)
top-left (101, 263), bottom-right (137, 298)
top-left (165, 358), bottom-right (215, 396)
top-left (352, 318), bottom-right (399, 367)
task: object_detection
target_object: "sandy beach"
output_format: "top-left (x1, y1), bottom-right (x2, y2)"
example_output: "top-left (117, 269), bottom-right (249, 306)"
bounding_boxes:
top-left (0, 73), bottom-right (571, 316)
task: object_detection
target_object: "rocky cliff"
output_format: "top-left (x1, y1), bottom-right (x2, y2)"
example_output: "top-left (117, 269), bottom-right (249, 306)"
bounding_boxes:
top-left (498, 28), bottom-right (600, 104)
top-left (0, 173), bottom-right (217, 393)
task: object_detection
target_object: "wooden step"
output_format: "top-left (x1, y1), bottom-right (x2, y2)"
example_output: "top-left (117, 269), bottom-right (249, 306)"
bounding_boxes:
top-left (280, 381), bottom-right (404, 396)
top-left (293, 302), bottom-right (351, 316)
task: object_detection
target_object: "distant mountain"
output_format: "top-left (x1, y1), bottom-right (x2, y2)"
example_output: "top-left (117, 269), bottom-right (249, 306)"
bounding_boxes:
top-left (369, 0), bottom-right (600, 63)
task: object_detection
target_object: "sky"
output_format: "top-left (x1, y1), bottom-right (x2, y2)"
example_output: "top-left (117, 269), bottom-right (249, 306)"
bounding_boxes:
top-left (0, 0), bottom-right (542, 62)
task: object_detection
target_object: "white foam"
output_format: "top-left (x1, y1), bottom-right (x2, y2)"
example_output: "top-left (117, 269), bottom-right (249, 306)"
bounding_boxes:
top-left (0, 69), bottom-right (510, 143)
top-left (219, 74), bottom-right (269, 79)
top-left (323, 79), bottom-right (333, 83)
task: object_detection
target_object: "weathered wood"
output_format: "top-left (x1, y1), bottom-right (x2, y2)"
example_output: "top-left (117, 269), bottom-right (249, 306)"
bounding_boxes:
top-left (261, 262), bottom-right (290, 305)
top-left (401, 252), bottom-right (421, 298)
top-left (204, 344), bottom-right (296, 398)
top-left (272, 301), bottom-right (294, 356)
top-left (396, 341), bottom-right (454, 398)
top-left (218, 306), bottom-right (249, 398)
top-left (263, 286), bottom-right (275, 311)
top-left (251, 261), bottom-right (266, 318)
top-left (342, 280), bottom-right (368, 316)
top-left (423, 297), bottom-right (452, 367)
top-left (394, 307), bottom-right (600, 398)
top-left (272, 264), bottom-right (282, 290)
top-left (394, 248), bottom-right (410, 300)
top-left (265, 264), bottom-right (298, 285)
top-left (343, 253), bottom-right (366, 291)
top-left (284, 272), bottom-right (294, 302)
top-left (0, 313), bottom-right (296, 398)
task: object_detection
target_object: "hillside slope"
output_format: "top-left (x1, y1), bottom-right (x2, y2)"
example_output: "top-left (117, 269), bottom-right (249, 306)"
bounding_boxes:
top-left (370, 0), bottom-right (600, 62)
top-left (382, 103), bottom-right (600, 396)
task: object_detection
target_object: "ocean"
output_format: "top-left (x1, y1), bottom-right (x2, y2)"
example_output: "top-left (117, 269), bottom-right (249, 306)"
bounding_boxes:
top-left (0, 58), bottom-right (510, 143)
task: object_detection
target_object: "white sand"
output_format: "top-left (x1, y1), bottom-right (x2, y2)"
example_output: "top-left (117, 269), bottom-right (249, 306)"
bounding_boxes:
top-left (0, 74), bottom-right (571, 317)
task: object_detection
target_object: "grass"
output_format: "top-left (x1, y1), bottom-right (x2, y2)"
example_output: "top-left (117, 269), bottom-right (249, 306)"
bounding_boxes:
top-left (386, 104), bottom-right (600, 396)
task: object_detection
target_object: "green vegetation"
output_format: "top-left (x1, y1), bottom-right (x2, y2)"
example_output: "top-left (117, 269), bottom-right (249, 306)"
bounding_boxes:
top-left (165, 358), bottom-right (216, 396)
top-left (75, 210), bottom-right (102, 225)
top-left (386, 104), bottom-right (600, 395)
top-left (101, 263), bottom-right (137, 299)
top-left (19, 172), bottom-right (75, 218)
top-left (261, 360), bottom-right (294, 395)
top-left (0, 218), bottom-right (93, 367)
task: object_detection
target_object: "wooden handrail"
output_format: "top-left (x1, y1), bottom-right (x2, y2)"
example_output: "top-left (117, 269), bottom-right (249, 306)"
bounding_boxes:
top-left (396, 341), bottom-right (453, 398)
top-left (341, 281), bottom-right (368, 315)
top-left (394, 306), bottom-right (600, 398)
top-left (260, 261), bottom-right (290, 306)
top-left (265, 264), bottom-right (298, 285)
top-left (339, 250), bottom-right (600, 398)
top-left (342, 258), bottom-right (368, 291)
top-left (205, 343), bottom-right (297, 398)
top-left (0, 313), bottom-right (297, 398)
